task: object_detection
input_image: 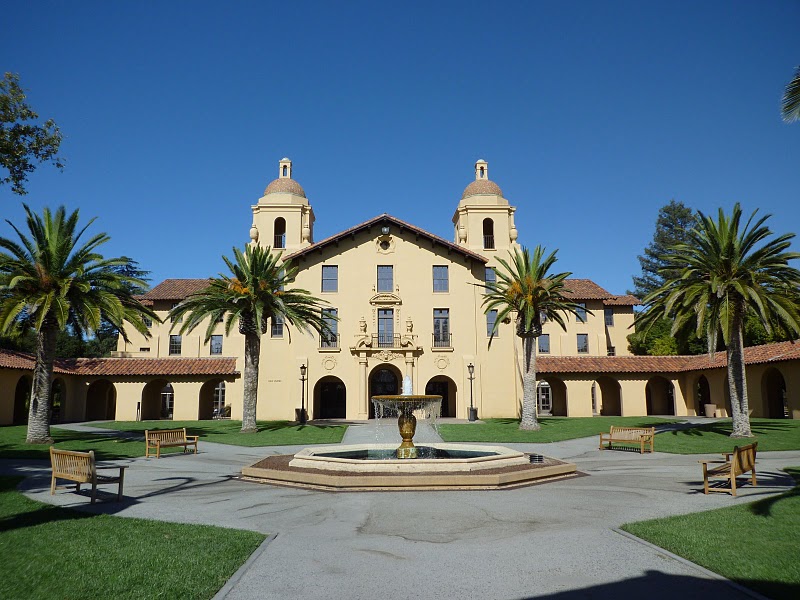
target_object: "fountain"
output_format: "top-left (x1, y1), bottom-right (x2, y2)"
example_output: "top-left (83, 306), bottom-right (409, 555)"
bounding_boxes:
top-left (242, 374), bottom-right (577, 490)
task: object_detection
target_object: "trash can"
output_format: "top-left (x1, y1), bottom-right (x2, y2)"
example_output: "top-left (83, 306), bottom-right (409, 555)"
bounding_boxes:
top-left (704, 403), bottom-right (717, 418)
top-left (295, 408), bottom-right (307, 423)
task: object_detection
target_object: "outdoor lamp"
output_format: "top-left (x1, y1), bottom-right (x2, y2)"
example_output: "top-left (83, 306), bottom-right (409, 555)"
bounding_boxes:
top-left (299, 364), bottom-right (307, 424)
top-left (467, 363), bottom-right (476, 422)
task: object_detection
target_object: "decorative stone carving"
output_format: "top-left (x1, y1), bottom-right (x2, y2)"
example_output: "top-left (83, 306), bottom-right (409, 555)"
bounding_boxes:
top-left (375, 350), bottom-right (402, 362)
top-left (435, 356), bottom-right (450, 370)
top-left (405, 317), bottom-right (413, 333)
top-left (322, 357), bottom-right (337, 371)
top-left (358, 317), bottom-right (367, 334)
top-left (369, 292), bottom-right (402, 306)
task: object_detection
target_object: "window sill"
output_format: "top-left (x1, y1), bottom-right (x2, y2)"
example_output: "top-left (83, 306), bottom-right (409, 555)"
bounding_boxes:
top-left (318, 347), bottom-right (341, 353)
top-left (431, 346), bottom-right (454, 352)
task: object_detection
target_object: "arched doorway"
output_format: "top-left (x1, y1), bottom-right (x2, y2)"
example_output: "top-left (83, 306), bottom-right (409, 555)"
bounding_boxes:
top-left (369, 365), bottom-right (401, 418)
top-left (51, 378), bottom-right (66, 423)
top-left (86, 379), bottom-right (117, 421)
top-left (199, 379), bottom-right (226, 420)
top-left (540, 377), bottom-right (568, 416)
top-left (762, 368), bottom-right (788, 418)
top-left (13, 376), bottom-right (31, 424)
top-left (315, 377), bottom-right (346, 419)
top-left (141, 379), bottom-right (173, 420)
top-left (646, 376), bottom-right (675, 415)
top-left (597, 376), bottom-right (622, 416)
top-left (425, 376), bottom-right (456, 417)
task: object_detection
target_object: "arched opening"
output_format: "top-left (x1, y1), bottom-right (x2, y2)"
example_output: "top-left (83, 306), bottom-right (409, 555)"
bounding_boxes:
top-left (282, 164), bottom-right (288, 177)
top-left (596, 376), bottom-right (622, 416)
top-left (482, 218), bottom-right (495, 249)
top-left (199, 379), bottom-right (226, 420)
top-left (51, 378), bottom-right (66, 423)
top-left (314, 376), bottom-right (346, 419)
top-left (368, 365), bottom-right (401, 418)
top-left (425, 376), bottom-right (457, 417)
top-left (762, 368), bottom-right (788, 419)
top-left (696, 375), bottom-right (711, 415)
top-left (274, 217), bottom-right (286, 248)
top-left (646, 376), bottom-right (675, 416)
top-left (86, 379), bottom-right (117, 421)
top-left (13, 376), bottom-right (32, 425)
top-left (540, 377), bottom-right (568, 416)
top-left (141, 379), bottom-right (174, 420)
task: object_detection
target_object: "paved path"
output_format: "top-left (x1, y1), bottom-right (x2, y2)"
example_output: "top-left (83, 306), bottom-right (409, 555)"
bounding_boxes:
top-left (5, 421), bottom-right (797, 600)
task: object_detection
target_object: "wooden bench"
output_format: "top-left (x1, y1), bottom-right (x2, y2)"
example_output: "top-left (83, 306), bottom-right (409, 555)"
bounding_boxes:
top-left (599, 426), bottom-right (655, 454)
top-left (145, 428), bottom-right (199, 458)
top-left (699, 442), bottom-right (757, 496)
top-left (50, 447), bottom-right (126, 504)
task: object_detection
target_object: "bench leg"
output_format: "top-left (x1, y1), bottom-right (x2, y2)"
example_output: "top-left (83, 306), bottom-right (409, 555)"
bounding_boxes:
top-left (730, 475), bottom-right (737, 497)
top-left (117, 469), bottom-right (125, 502)
top-left (51, 474), bottom-right (57, 495)
top-left (702, 464), bottom-right (709, 495)
top-left (751, 468), bottom-right (757, 487)
top-left (156, 442), bottom-right (161, 459)
top-left (91, 480), bottom-right (97, 504)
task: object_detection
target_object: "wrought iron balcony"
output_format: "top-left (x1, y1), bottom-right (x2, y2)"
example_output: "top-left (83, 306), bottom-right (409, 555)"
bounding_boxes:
top-left (320, 334), bottom-right (340, 348)
top-left (483, 235), bottom-right (495, 249)
top-left (432, 333), bottom-right (452, 348)
top-left (373, 333), bottom-right (401, 348)
top-left (274, 234), bottom-right (286, 249)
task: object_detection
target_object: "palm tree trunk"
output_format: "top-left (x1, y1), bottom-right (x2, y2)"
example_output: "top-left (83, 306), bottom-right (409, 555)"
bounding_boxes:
top-left (519, 334), bottom-right (540, 431)
top-left (26, 324), bottom-right (57, 444)
top-left (241, 332), bottom-right (261, 433)
top-left (728, 305), bottom-right (752, 438)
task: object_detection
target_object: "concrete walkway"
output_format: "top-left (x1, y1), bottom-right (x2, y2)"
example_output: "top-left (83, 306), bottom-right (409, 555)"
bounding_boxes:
top-left (5, 421), bottom-right (797, 600)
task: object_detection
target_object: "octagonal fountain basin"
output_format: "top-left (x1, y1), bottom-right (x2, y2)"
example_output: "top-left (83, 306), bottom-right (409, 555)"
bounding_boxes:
top-left (241, 443), bottom-right (578, 491)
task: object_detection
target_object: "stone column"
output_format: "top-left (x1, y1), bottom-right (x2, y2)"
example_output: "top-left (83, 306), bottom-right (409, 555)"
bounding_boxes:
top-left (359, 356), bottom-right (368, 419)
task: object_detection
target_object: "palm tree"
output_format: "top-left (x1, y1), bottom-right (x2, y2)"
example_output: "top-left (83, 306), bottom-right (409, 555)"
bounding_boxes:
top-left (782, 66), bottom-right (800, 123)
top-left (482, 246), bottom-right (584, 430)
top-left (636, 204), bottom-right (800, 437)
top-left (0, 205), bottom-right (157, 444)
top-left (169, 244), bottom-right (331, 433)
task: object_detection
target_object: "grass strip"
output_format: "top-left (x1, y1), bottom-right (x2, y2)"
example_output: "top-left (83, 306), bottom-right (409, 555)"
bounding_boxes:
top-left (438, 416), bottom-right (678, 443)
top-left (653, 418), bottom-right (800, 454)
top-left (0, 476), bottom-right (265, 600)
top-left (622, 467), bottom-right (800, 600)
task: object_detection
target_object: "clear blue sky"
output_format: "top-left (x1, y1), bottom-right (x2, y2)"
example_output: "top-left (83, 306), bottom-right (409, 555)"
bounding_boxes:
top-left (2, 0), bottom-right (798, 296)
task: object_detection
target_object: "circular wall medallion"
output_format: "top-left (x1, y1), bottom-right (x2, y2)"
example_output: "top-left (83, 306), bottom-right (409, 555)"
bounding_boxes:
top-left (435, 356), bottom-right (449, 370)
top-left (322, 357), bottom-right (337, 371)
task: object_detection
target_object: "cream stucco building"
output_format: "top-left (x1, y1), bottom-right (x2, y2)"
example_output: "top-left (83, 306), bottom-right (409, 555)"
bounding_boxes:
top-left (1, 159), bottom-right (797, 424)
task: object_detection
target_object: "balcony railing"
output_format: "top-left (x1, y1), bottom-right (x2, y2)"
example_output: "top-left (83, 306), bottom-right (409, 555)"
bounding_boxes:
top-left (373, 333), bottom-right (400, 348)
top-left (432, 333), bottom-right (452, 348)
top-left (320, 334), bottom-right (340, 348)
top-left (483, 235), bottom-right (495, 249)
top-left (274, 234), bottom-right (286, 248)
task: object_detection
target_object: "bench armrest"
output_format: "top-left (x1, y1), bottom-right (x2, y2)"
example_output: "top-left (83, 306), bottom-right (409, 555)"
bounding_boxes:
top-left (722, 452), bottom-right (734, 460)
top-left (186, 436), bottom-right (199, 442)
top-left (96, 465), bottom-right (127, 471)
top-left (698, 459), bottom-right (726, 465)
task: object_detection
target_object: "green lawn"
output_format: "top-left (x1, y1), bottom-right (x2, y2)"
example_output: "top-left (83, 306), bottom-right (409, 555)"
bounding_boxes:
top-left (622, 467), bottom-right (800, 600)
top-left (653, 419), bottom-right (800, 454)
top-left (0, 476), bottom-right (265, 600)
top-left (0, 420), bottom-right (347, 460)
top-left (438, 416), bottom-right (679, 443)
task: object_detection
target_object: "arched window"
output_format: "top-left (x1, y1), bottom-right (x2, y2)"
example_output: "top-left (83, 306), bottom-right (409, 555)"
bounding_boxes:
top-left (274, 217), bottom-right (286, 248)
top-left (482, 218), bottom-right (495, 249)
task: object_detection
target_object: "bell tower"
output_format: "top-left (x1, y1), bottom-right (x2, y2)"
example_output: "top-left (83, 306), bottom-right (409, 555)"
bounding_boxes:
top-left (250, 158), bottom-right (314, 252)
top-left (452, 159), bottom-right (518, 253)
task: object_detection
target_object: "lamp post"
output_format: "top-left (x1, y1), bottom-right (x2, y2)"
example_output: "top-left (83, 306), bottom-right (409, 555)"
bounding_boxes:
top-left (467, 363), bottom-right (477, 422)
top-left (299, 364), bottom-right (307, 424)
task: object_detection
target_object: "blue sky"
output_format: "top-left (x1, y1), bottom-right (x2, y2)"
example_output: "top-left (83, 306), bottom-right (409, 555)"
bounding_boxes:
top-left (2, 0), bottom-right (798, 296)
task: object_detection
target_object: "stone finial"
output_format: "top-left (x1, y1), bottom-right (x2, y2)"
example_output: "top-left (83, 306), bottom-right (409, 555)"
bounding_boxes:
top-left (359, 317), bottom-right (367, 334)
top-left (405, 317), bottom-right (413, 333)
top-left (249, 224), bottom-right (259, 242)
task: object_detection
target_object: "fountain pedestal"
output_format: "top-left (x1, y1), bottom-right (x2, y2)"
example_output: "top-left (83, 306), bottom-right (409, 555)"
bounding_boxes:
top-left (372, 394), bottom-right (442, 459)
top-left (397, 411), bottom-right (417, 458)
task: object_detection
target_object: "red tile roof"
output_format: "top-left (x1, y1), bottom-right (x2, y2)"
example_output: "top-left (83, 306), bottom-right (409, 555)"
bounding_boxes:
top-left (0, 349), bottom-right (238, 377)
top-left (140, 279), bottom-right (210, 301)
top-left (603, 295), bottom-right (641, 306)
top-left (283, 214), bottom-right (489, 264)
top-left (561, 279), bottom-right (612, 299)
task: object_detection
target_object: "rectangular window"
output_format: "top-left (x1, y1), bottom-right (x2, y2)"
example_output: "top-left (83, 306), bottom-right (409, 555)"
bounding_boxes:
top-left (210, 334), bottom-right (223, 355)
top-left (433, 308), bottom-right (450, 347)
top-left (377, 265), bottom-right (393, 292)
top-left (170, 303), bottom-right (181, 323)
top-left (538, 334), bottom-right (550, 354)
top-left (321, 308), bottom-right (338, 347)
top-left (607, 345), bottom-right (616, 356)
top-left (322, 265), bottom-right (338, 293)
top-left (576, 303), bottom-right (587, 323)
top-left (271, 315), bottom-right (284, 338)
top-left (139, 347), bottom-right (150, 353)
top-left (378, 308), bottom-right (394, 347)
top-left (486, 310), bottom-right (498, 337)
top-left (142, 316), bottom-right (152, 328)
top-left (577, 333), bottom-right (589, 354)
top-left (215, 313), bottom-right (224, 323)
top-left (484, 267), bottom-right (496, 289)
top-left (169, 335), bottom-right (182, 355)
top-left (432, 265), bottom-right (449, 293)
top-left (604, 308), bottom-right (614, 327)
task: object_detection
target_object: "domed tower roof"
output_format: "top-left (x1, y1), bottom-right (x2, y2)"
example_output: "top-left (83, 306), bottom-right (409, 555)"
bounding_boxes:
top-left (263, 158), bottom-right (306, 198)
top-left (461, 159), bottom-right (503, 199)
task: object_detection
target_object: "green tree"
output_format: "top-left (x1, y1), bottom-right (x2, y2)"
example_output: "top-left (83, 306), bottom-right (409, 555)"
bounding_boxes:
top-left (635, 204), bottom-right (800, 438)
top-left (1, 73), bottom-right (63, 195)
top-left (630, 200), bottom-right (695, 299)
top-left (782, 66), bottom-right (800, 123)
top-left (0, 205), bottom-right (157, 443)
top-left (169, 245), bottom-right (332, 433)
top-left (482, 246), bottom-right (584, 431)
